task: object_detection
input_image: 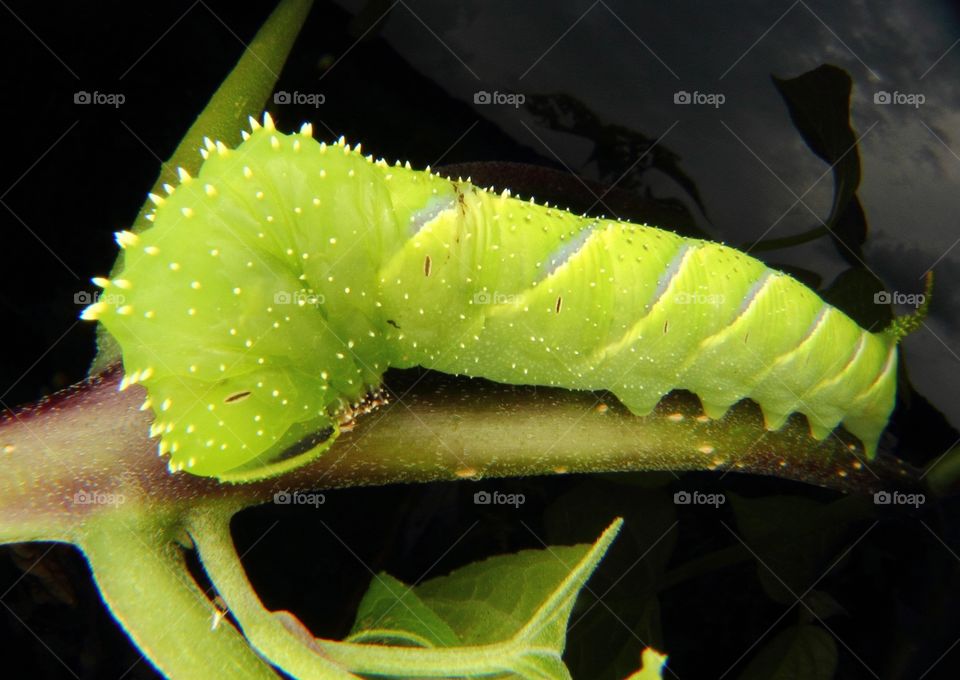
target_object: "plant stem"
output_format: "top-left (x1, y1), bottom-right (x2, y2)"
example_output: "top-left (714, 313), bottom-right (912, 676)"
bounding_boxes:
top-left (81, 514), bottom-right (278, 679)
top-left (0, 367), bottom-right (921, 545)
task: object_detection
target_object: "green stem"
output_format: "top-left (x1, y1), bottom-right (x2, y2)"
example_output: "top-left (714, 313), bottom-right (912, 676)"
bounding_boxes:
top-left (188, 506), bottom-right (361, 679)
top-left (80, 513), bottom-right (278, 680)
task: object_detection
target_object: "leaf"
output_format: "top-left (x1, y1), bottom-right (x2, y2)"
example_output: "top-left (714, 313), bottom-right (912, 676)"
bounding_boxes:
top-left (771, 65), bottom-right (865, 264)
top-left (624, 648), bottom-right (669, 679)
top-left (91, 0), bottom-right (315, 374)
top-left (348, 518), bottom-right (624, 679)
top-left (735, 625), bottom-right (837, 680)
top-left (347, 573), bottom-right (461, 648)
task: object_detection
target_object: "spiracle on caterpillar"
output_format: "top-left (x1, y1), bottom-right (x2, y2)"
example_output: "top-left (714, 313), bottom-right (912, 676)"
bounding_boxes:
top-left (81, 113), bottom-right (928, 481)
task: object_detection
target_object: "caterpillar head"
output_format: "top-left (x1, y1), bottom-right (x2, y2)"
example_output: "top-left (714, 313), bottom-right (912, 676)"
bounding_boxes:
top-left (83, 114), bottom-right (387, 481)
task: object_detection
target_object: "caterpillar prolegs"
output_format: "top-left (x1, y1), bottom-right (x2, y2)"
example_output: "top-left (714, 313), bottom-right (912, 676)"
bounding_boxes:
top-left (83, 114), bottom-right (920, 480)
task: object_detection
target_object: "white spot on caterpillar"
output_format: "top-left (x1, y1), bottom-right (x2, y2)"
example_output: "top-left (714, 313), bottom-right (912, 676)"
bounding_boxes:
top-left (145, 245), bottom-right (159, 255)
top-left (169, 262), bottom-right (181, 271)
top-left (667, 412), bottom-right (684, 422)
top-left (80, 302), bottom-right (107, 321)
top-left (181, 207), bottom-right (194, 218)
top-left (697, 444), bottom-right (715, 455)
top-left (191, 281), bottom-right (201, 290)
top-left (115, 231), bottom-right (139, 247)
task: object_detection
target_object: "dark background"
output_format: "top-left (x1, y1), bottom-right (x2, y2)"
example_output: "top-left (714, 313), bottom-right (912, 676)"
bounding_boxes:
top-left (1, 2), bottom-right (959, 678)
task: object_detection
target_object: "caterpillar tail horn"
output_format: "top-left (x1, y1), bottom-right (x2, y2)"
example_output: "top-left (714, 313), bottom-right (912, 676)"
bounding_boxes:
top-left (885, 270), bottom-right (933, 342)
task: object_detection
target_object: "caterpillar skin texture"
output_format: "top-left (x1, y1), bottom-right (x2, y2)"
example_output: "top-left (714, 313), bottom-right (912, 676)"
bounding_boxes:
top-left (84, 115), bottom-right (901, 481)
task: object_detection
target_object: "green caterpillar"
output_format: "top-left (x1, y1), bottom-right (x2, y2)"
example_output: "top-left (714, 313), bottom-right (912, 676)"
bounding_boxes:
top-left (82, 114), bottom-right (920, 481)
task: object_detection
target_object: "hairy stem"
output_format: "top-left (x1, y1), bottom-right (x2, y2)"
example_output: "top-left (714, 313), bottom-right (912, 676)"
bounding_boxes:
top-left (81, 515), bottom-right (278, 679)
top-left (0, 366), bottom-right (921, 545)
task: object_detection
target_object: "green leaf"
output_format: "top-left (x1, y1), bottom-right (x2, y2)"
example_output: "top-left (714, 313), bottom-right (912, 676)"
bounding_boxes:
top-left (346, 518), bottom-right (624, 679)
top-left (347, 573), bottom-right (461, 648)
top-left (91, 0), bottom-right (314, 374)
top-left (735, 625), bottom-right (837, 680)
